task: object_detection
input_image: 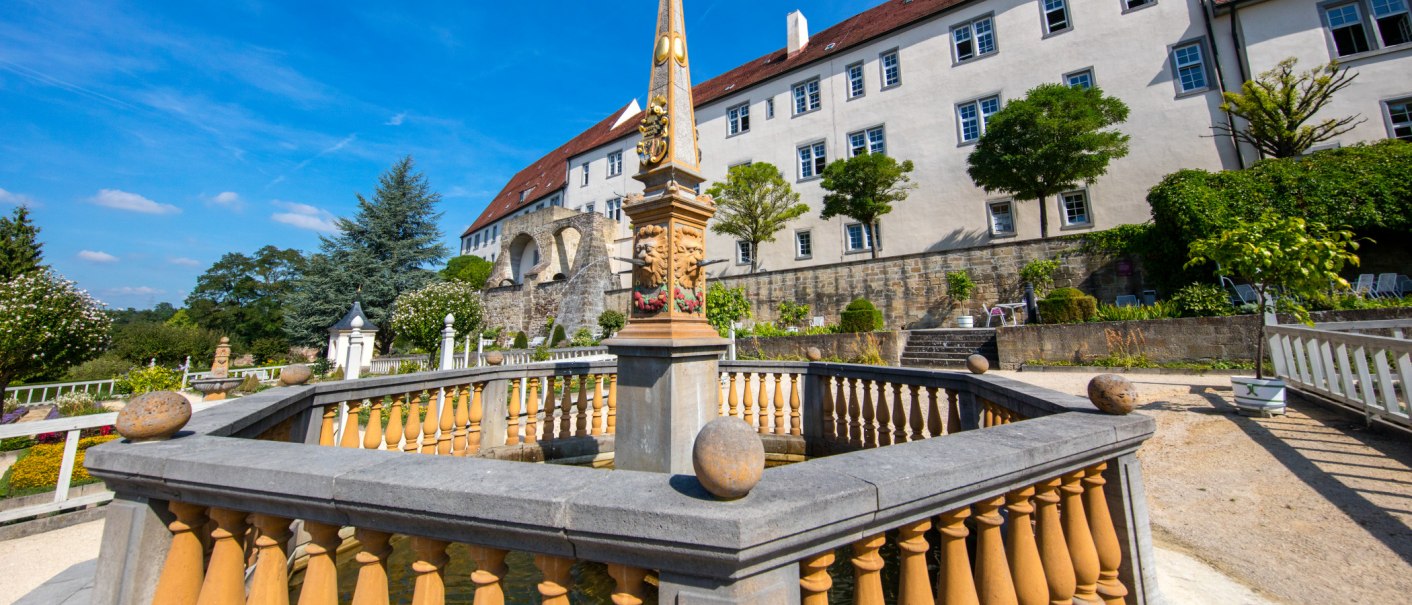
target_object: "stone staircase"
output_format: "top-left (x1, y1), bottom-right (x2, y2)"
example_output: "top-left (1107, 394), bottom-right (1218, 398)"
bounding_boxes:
top-left (900, 329), bottom-right (999, 369)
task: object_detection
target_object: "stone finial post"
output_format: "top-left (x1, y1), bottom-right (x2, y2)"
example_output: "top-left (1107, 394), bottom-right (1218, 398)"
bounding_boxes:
top-left (440, 314), bottom-right (457, 371)
top-left (211, 337), bottom-right (231, 379)
top-left (346, 317), bottom-right (365, 381)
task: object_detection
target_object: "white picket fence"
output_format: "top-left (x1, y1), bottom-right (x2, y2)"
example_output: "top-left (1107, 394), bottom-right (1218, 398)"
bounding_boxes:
top-left (1268, 319), bottom-right (1412, 430)
top-left (5, 365), bottom-right (290, 407)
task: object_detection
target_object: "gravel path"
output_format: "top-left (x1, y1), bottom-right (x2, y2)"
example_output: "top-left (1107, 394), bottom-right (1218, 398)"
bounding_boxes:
top-left (995, 370), bottom-right (1412, 605)
top-left (0, 520), bottom-right (104, 605)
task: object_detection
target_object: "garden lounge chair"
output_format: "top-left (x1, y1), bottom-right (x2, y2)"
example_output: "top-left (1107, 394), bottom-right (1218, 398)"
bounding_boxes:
top-left (1375, 273), bottom-right (1400, 298)
top-left (1400, 275), bottom-right (1412, 297)
top-left (982, 303), bottom-right (1011, 327)
top-left (1354, 274), bottom-right (1378, 298)
top-left (528, 336), bottom-right (545, 348)
top-left (1234, 284), bottom-right (1259, 306)
top-left (1115, 295), bottom-right (1139, 307)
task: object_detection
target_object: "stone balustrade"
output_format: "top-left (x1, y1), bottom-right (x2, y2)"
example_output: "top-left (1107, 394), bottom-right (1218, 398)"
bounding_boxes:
top-left (84, 360), bottom-right (1154, 604)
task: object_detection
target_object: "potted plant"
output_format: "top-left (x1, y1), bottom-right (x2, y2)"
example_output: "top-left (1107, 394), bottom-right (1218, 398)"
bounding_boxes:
top-left (947, 270), bottom-right (977, 328)
top-left (1187, 213), bottom-right (1359, 416)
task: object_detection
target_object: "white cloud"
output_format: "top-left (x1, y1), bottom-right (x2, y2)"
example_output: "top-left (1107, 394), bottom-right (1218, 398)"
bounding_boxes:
top-left (0, 188), bottom-right (36, 207)
top-left (91, 189), bottom-right (180, 214)
top-left (78, 250), bottom-right (119, 263)
top-left (169, 257), bottom-right (202, 267)
top-left (386, 112), bottom-right (406, 126)
top-left (271, 200), bottom-right (338, 233)
top-left (209, 191), bottom-right (240, 206)
top-left (107, 286), bottom-right (164, 296)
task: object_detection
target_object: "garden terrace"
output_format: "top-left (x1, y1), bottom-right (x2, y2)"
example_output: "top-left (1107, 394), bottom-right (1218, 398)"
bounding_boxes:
top-left (84, 359), bottom-right (1156, 604)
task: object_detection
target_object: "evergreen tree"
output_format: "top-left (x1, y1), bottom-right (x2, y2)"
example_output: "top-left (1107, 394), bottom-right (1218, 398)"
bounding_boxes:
top-left (706, 162), bottom-right (809, 273)
top-left (284, 157), bottom-right (447, 352)
top-left (0, 206), bottom-right (44, 281)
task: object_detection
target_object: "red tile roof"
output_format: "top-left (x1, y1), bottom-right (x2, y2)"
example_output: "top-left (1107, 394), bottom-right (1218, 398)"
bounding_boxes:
top-left (465, 0), bottom-right (974, 237)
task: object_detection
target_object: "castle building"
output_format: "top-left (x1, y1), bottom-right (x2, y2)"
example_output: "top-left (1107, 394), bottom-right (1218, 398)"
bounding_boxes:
top-left (463, 0), bottom-right (1412, 296)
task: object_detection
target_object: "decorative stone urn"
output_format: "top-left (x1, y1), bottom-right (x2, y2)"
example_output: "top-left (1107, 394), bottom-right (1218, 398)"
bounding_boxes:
top-left (190, 377), bottom-right (244, 400)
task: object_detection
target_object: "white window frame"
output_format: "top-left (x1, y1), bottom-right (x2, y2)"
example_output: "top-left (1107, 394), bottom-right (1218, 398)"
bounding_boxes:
top-left (1169, 39), bottom-right (1211, 96)
top-left (795, 229), bottom-right (813, 259)
top-left (736, 240), bottom-right (754, 266)
top-left (1322, 0), bottom-right (1412, 57)
top-left (474, 232), bottom-right (483, 248)
top-left (880, 49), bottom-right (902, 89)
top-left (844, 223), bottom-right (874, 253)
top-left (766, 98), bottom-right (776, 119)
top-left (1059, 189), bottom-right (1093, 229)
top-left (848, 126), bottom-right (887, 157)
top-left (1122, 0), bottom-right (1157, 13)
top-left (607, 151), bottom-right (623, 177)
top-left (580, 162), bottom-right (590, 187)
top-left (1042, 0), bottom-right (1072, 36)
top-left (793, 78), bottom-right (822, 115)
top-left (1370, 0), bottom-right (1412, 47)
top-left (606, 197), bottom-right (623, 221)
top-left (957, 94), bottom-right (1002, 144)
top-left (1065, 68), bottom-right (1095, 89)
top-left (727, 102), bottom-right (751, 136)
top-left (951, 14), bottom-right (997, 64)
top-left (846, 62), bottom-right (866, 99)
top-left (987, 200), bottom-right (1016, 236)
top-left (1383, 95), bottom-right (1412, 140)
top-left (797, 141), bottom-right (827, 181)
top-left (583, 202), bottom-right (595, 214)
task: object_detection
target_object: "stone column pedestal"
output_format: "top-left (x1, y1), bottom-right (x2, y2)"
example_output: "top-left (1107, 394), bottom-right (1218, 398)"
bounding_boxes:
top-left (605, 337), bottom-right (728, 474)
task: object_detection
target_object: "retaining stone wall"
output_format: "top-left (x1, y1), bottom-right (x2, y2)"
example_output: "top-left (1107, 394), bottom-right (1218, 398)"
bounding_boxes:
top-left (735, 331), bottom-right (908, 366)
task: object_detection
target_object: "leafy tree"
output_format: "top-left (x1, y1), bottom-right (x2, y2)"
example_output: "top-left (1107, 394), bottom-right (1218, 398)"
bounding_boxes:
top-left (706, 162), bottom-right (809, 273)
top-left (597, 310), bottom-right (625, 339)
top-left (0, 271), bottom-right (111, 401)
top-left (441, 255), bottom-right (494, 289)
top-left (967, 84), bottom-right (1130, 239)
top-left (110, 321), bottom-right (220, 367)
top-left (0, 206), bottom-right (44, 281)
top-left (705, 283), bottom-right (752, 336)
top-left (819, 153), bottom-right (915, 259)
top-left (107, 303), bottom-right (177, 328)
top-left (389, 282), bottom-right (483, 357)
top-left (1212, 58), bottom-right (1362, 159)
top-left (185, 246), bottom-right (306, 348)
top-left (1187, 214), bottom-right (1360, 379)
top-left (285, 156), bottom-right (448, 352)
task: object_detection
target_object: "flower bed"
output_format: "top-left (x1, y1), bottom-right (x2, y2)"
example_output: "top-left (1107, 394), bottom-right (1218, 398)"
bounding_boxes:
top-left (0, 434), bottom-right (117, 498)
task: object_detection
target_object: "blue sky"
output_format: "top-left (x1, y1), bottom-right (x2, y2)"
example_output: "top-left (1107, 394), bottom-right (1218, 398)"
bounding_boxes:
top-left (0, 0), bottom-right (878, 309)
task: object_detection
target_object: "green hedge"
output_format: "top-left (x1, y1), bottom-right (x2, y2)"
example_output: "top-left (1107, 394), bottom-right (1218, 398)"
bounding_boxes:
top-left (839, 299), bottom-right (883, 333)
top-left (1037, 288), bottom-right (1097, 324)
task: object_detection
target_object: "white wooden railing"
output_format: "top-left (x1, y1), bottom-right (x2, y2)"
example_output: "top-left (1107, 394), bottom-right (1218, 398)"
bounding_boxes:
top-left (6, 365), bottom-right (290, 405)
top-left (1268, 320), bottom-right (1412, 429)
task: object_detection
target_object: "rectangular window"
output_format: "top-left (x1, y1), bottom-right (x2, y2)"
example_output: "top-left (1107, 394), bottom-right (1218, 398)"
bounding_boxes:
top-left (795, 230), bottom-right (813, 258)
top-left (798, 141), bottom-right (827, 179)
top-left (793, 79), bottom-right (822, 114)
top-left (1326, 4), bottom-right (1372, 56)
top-left (1065, 68), bottom-right (1095, 89)
top-left (952, 15), bottom-right (997, 63)
top-left (957, 95), bottom-right (1001, 143)
top-left (584, 202), bottom-right (595, 214)
top-left (1372, 0), bottom-right (1412, 47)
top-left (736, 240), bottom-right (753, 265)
top-left (845, 223), bottom-right (873, 252)
top-left (881, 50), bottom-right (901, 88)
top-left (474, 233), bottom-right (482, 248)
top-left (580, 162), bottom-right (590, 186)
top-left (607, 151), bottom-right (623, 177)
top-left (766, 98), bottom-right (775, 119)
top-left (1060, 190), bottom-right (1092, 227)
top-left (606, 198), bottom-right (623, 221)
top-left (848, 126), bottom-right (887, 157)
top-left (727, 102), bottom-right (751, 136)
top-left (988, 201), bottom-right (1015, 235)
top-left (846, 63), bottom-right (865, 99)
top-left (1043, 0), bottom-right (1071, 34)
top-left (1171, 42), bottom-right (1209, 94)
top-left (1386, 97), bottom-right (1412, 140)
top-left (1123, 0), bottom-right (1155, 10)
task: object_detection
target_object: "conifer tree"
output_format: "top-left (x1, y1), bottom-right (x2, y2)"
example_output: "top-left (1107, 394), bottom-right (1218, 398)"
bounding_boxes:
top-left (285, 156), bottom-right (448, 352)
top-left (0, 206), bottom-right (44, 281)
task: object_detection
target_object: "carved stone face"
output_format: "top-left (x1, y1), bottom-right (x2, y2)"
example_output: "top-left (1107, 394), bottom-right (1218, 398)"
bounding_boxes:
top-left (675, 226), bottom-right (705, 291)
top-left (634, 225), bottom-right (668, 290)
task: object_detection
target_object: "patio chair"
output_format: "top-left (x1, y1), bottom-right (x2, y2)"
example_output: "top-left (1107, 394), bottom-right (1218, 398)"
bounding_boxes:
top-left (1400, 275), bottom-right (1412, 297)
top-left (1353, 274), bottom-right (1378, 298)
top-left (1115, 295), bottom-right (1139, 308)
top-left (1219, 276), bottom-right (1242, 306)
top-left (982, 303), bottom-right (1011, 327)
top-left (1374, 273), bottom-right (1400, 298)
top-left (810, 316), bottom-right (826, 328)
top-left (1233, 284), bottom-right (1259, 306)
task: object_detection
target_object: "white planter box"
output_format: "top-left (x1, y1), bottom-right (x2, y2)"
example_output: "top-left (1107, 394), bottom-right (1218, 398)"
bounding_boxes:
top-left (1231, 376), bottom-right (1286, 416)
top-left (956, 316), bottom-right (975, 328)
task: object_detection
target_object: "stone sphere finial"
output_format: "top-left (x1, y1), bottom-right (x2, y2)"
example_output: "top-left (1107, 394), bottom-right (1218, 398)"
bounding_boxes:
top-left (219, 336), bottom-right (230, 345)
top-left (966, 354), bottom-right (990, 374)
top-left (116, 391), bottom-right (192, 442)
top-left (351, 316), bottom-right (364, 330)
top-left (1088, 374), bottom-right (1138, 415)
top-left (805, 347), bottom-right (823, 362)
top-left (692, 417), bottom-right (765, 500)
top-left (485, 351), bottom-right (505, 366)
top-left (279, 364), bottom-right (313, 386)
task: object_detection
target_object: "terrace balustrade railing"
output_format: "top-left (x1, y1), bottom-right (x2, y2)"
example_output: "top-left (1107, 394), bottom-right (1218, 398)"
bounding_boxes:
top-left (367, 346), bottom-right (612, 374)
top-left (84, 359), bottom-right (1157, 604)
top-left (1269, 319), bottom-right (1412, 430)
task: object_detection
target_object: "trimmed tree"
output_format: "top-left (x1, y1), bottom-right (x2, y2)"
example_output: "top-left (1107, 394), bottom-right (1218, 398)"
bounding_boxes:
top-left (1186, 213), bottom-right (1360, 379)
top-left (967, 83), bottom-right (1130, 239)
top-left (441, 255), bottom-right (494, 289)
top-left (1212, 57), bottom-right (1362, 159)
top-left (819, 153), bottom-right (915, 259)
top-left (0, 271), bottom-right (111, 401)
top-left (390, 281), bottom-right (483, 358)
top-left (706, 162), bottom-right (809, 273)
top-left (0, 206), bottom-right (44, 281)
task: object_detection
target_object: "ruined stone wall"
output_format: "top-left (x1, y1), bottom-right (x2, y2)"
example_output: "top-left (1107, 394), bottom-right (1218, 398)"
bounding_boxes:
top-left (606, 237), bottom-right (1146, 330)
top-left (481, 209), bottom-right (616, 338)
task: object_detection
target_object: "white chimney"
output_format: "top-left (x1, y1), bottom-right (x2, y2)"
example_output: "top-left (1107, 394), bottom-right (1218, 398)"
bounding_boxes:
top-left (788, 10), bottom-right (809, 57)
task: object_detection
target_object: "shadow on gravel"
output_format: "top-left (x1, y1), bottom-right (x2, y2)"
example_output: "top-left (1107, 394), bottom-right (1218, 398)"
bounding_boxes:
top-left (1193, 387), bottom-right (1412, 567)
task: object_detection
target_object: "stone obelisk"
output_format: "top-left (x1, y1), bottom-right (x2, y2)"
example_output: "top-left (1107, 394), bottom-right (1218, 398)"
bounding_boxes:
top-left (604, 0), bottom-right (729, 475)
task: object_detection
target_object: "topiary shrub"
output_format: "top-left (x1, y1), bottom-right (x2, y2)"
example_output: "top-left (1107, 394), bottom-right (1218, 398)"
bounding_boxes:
top-left (550, 324), bottom-right (568, 347)
top-left (1171, 283), bottom-right (1235, 317)
top-left (597, 310), bottom-right (626, 339)
top-left (839, 299), bottom-right (884, 333)
top-left (2, 434), bottom-right (118, 494)
top-left (513, 331), bottom-right (529, 349)
top-left (1037, 288), bottom-right (1097, 324)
